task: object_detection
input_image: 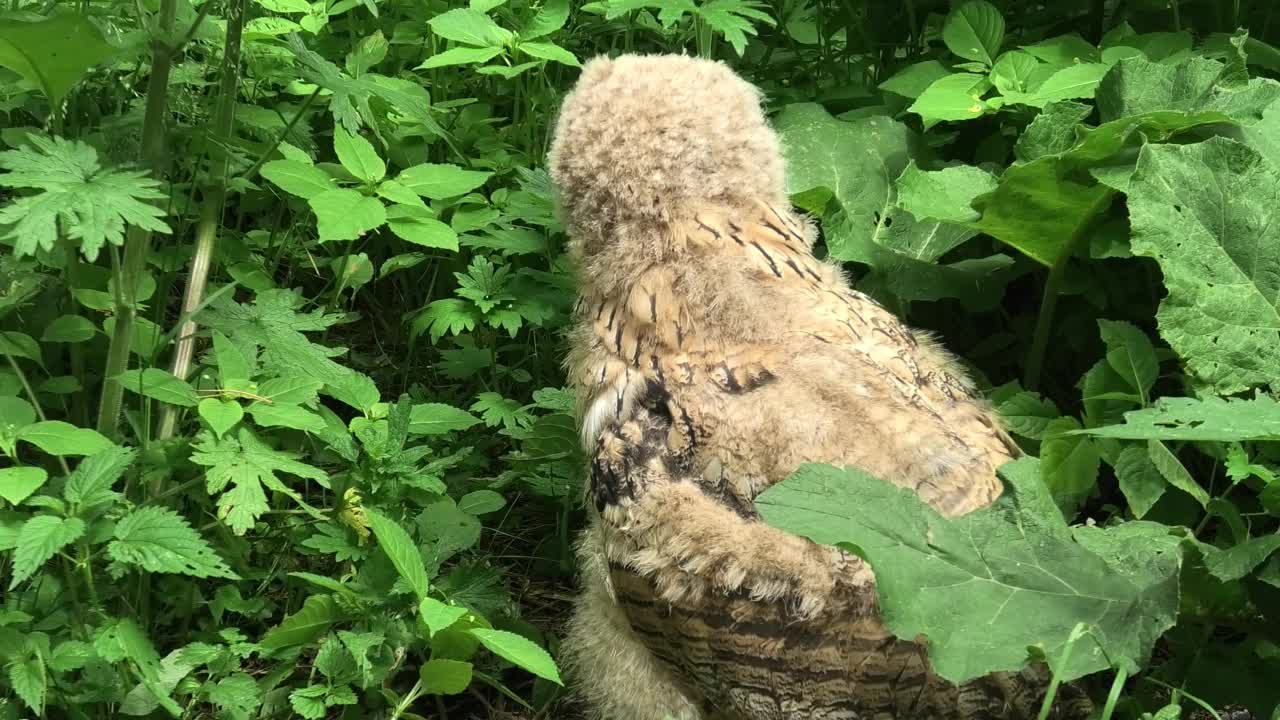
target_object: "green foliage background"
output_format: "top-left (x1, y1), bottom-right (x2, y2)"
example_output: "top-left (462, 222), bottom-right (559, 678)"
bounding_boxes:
top-left (0, 0), bottom-right (1278, 718)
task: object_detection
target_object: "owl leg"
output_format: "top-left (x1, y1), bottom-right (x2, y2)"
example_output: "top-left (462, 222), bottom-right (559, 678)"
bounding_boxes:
top-left (561, 519), bottom-right (706, 720)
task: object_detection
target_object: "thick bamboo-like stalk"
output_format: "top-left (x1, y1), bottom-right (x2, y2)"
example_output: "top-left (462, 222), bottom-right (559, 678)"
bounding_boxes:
top-left (157, 0), bottom-right (245, 441)
top-left (95, 0), bottom-right (179, 439)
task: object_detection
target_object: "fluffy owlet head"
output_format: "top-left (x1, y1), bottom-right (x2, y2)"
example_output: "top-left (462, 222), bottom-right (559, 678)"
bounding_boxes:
top-left (548, 54), bottom-right (788, 270)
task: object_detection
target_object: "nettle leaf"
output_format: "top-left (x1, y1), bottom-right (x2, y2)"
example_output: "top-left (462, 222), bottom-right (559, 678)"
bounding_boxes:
top-left (0, 136), bottom-right (171, 260)
top-left (333, 127), bottom-right (385, 183)
top-left (108, 506), bottom-right (238, 579)
top-left (11, 515), bottom-right (84, 588)
top-left (115, 368), bottom-right (199, 407)
top-left (260, 595), bottom-right (351, 652)
top-left (428, 8), bottom-right (514, 46)
top-left (396, 163), bottom-right (492, 200)
top-left (260, 159), bottom-right (336, 200)
top-left (1126, 137), bottom-right (1280, 394)
top-left (757, 459), bottom-right (1181, 682)
top-left (365, 508), bottom-right (430, 599)
top-left (309, 188), bottom-right (386, 242)
top-left (64, 445), bottom-right (136, 510)
top-left (942, 0), bottom-right (1004, 66)
top-left (289, 685), bottom-right (327, 719)
top-left (468, 628), bottom-right (561, 684)
top-left (7, 651), bottom-right (45, 714)
top-left (190, 428), bottom-right (329, 534)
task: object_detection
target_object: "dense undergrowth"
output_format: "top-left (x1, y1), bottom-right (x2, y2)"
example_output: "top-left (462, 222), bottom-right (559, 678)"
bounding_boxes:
top-left (0, 0), bottom-right (1277, 718)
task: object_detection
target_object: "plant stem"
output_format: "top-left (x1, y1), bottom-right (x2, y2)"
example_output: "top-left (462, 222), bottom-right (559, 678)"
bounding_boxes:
top-left (1099, 668), bottom-right (1129, 720)
top-left (157, 0), bottom-right (245, 442)
top-left (1023, 190), bottom-right (1115, 391)
top-left (96, 0), bottom-right (179, 439)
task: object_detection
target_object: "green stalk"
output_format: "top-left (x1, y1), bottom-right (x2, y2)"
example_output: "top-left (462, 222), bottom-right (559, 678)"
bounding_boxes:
top-left (157, 0), bottom-right (245, 442)
top-left (96, 0), bottom-right (179, 438)
top-left (1099, 668), bottom-right (1129, 720)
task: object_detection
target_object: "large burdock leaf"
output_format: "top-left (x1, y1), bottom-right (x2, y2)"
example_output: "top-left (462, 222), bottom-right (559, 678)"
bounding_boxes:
top-left (756, 458), bottom-right (1181, 683)
top-left (1126, 137), bottom-right (1280, 394)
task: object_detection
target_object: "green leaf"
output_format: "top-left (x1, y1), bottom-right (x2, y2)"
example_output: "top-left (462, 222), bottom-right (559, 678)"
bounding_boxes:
top-left (309, 188), bottom-right (386, 242)
top-left (7, 652), bottom-right (45, 715)
top-left (419, 596), bottom-right (469, 636)
top-left (1097, 320), bottom-right (1158, 400)
top-left (942, 0), bottom-right (1004, 66)
top-left (420, 658), bottom-right (473, 695)
top-left (108, 506), bottom-right (238, 579)
top-left (0, 331), bottom-right (41, 365)
top-left (522, 0), bottom-right (568, 39)
top-left (1012, 63), bottom-right (1108, 108)
top-left (1147, 439), bottom-right (1210, 508)
top-left (0, 466), bottom-right (47, 506)
top-left (428, 8), bottom-right (514, 46)
top-left (289, 685), bottom-right (327, 719)
top-left (397, 163), bottom-right (492, 200)
top-left (365, 508), bottom-right (430, 599)
top-left (0, 395), bottom-right (35, 429)
top-left (468, 628), bottom-right (561, 684)
top-left (212, 330), bottom-right (252, 382)
top-left (64, 445), bottom-right (135, 509)
top-left (518, 41), bottom-right (579, 66)
top-left (1113, 446), bottom-right (1166, 518)
top-left (260, 595), bottom-right (350, 652)
top-left (260, 160), bottom-right (336, 200)
top-left (190, 428), bottom-right (329, 534)
top-left (115, 368), bottom-right (199, 407)
top-left (1015, 101), bottom-right (1093, 162)
top-left (0, 136), bottom-right (170, 261)
top-left (387, 206), bottom-right (459, 250)
top-left (247, 403), bottom-right (326, 433)
top-left (1022, 33), bottom-right (1099, 65)
top-left (41, 314), bottom-right (96, 343)
top-left (756, 459), bottom-right (1180, 682)
top-left (1041, 417), bottom-right (1101, 515)
top-left (895, 162), bottom-right (996, 224)
top-left (996, 390), bottom-right (1060, 440)
top-left (990, 50), bottom-right (1040, 95)
top-left (908, 73), bottom-right (990, 126)
top-left (458, 490), bottom-right (506, 515)
top-left (1096, 55), bottom-right (1280, 123)
top-left (0, 13), bottom-right (118, 108)
top-left (1202, 535), bottom-right (1280, 582)
top-left (17, 421), bottom-right (113, 456)
top-left (10, 515), bottom-right (84, 588)
top-left (257, 376), bottom-right (324, 405)
top-left (1126, 137), bottom-right (1280, 394)
top-left (416, 45), bottom-right (504, 69)
top-left (1080, 395), bottom-right (1280, 442)
top-left (878, 60), bottom-right (951, 99)
top-left (333, 127), bottom-right (386, 183)
top-left (409, 403), bottom-right (480, 435)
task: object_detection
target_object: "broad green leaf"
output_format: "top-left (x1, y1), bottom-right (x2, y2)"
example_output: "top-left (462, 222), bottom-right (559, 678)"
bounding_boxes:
top-left (990, 50), bottom-right (1040, 95)
top-left (1243, 98), bottom-right (1280, 171)
top-left (417, 46), bottom-right (504, 69)
top-left (1147, 439), bottom-right (1209, 508)
top-left (757, 459), bottom-right (1180, 682)
top-left (41, 314), bottom-right (95, 343)
top-left (397, 163), bottom-right (492, 200)
top-left (0, 138), bottom-right (171, 260)
top-left (996, 391), bottom-right (1060, 440)
top-left (428, 8), bottom-right (514, 47)
top-left (1126, 137), bottom-right (1280, 394)
top-left (108, 506), bottom-right (238, 579)
top-left (1097, 320), bottom-right (1158, 401)
top-left (409, 403), bottom-right (480, 435)
top-left (243, 16), bottom-right (303, 36)
top-left (1012, 63), bottom-right (1108, 108)
top-left (895, 162), bottom-right (996, 225)
top-left (257, 376), bottom-right (324, 405)
top-left (0, 331), bottom-right (41, 365)
top-left (198, 398), bottom-right (243, 437)
top-left (1201, 535), bottom-right (1280, 582)
top-left (260, 595), bottom-right (350, 652)
top-left (879, 60), bottom-right (951, 99)
top-left (365, 508), bottom-right (430, 599)
top-left (521, 0), bottom-right (568, 39)
top-left (17, 421), bottom-right (113, 456)
top-left (458, 489), bottom-right (506, 515)
top-left (420, 658), bottom-right (473, 694)
top-left (309, 188), bottom-right (386, 242)
top-left (1080, 395), bottom-right (1280, 442)
top-left (345, 30), bottom-right (389, 75)
top-left (0, 466), bottom-right (47, 505)
top-left (419, 597), bottom-right (469, 636)
top-left (190, 428), bottom-right (329, 534)
top-left (475, 60), bottom-right (539, 78)
top-left (1113, 446), bottom-right (1166, 518)
top-left (10, 515), bottom-right (84, 588)
top-left (0, 13), bottom-right (118, 107)
top-left (64, 445), bottom-right (135, 509)
top-left (115, 368), bottom-right (198, 407)
top-left (1022, 33), bottom-right (1100, 64)
top-left (518, 41), bottom-right (579, 67)
top-left (375, 179), bottom-right (427, 207)
top-left (332, 252), bottom-right (373, 291)
top-left (212, 330), bottom-right (252, 382)
top-left (908, 73), bottom-right (989, 126)
top-left (1096, 55), bottom-right (1280, 123)
top-left (333, 127), bottom-right (385, 183)
top-left (247, 403), bottom-right (326, 433)
top-left (1014, 101), bottom-right (1092, 162)
top-left (942, 0), bottom-right (1004, 66)
top-left (0, 395), bottom-right (35, 429)
top-left (1041, 417), bottom-right (1101, 515)
top-left (260, 160), bottom-right (336, 200)
top-left (469, 628), bottom-right (561, 684)
top-left (387, 206), bottom-right (459, 250)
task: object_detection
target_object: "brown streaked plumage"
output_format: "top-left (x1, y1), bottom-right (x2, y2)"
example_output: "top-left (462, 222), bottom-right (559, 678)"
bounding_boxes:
top-left (548, 53), bottom-right (1092, 720)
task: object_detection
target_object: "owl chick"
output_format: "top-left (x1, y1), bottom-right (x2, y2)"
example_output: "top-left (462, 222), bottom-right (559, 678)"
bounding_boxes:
top-left (548, 54), bottom-right (1092, 720)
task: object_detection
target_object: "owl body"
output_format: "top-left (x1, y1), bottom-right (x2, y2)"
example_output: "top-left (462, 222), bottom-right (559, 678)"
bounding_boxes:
top-left (548, 54), bottom-right (1090, 720)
